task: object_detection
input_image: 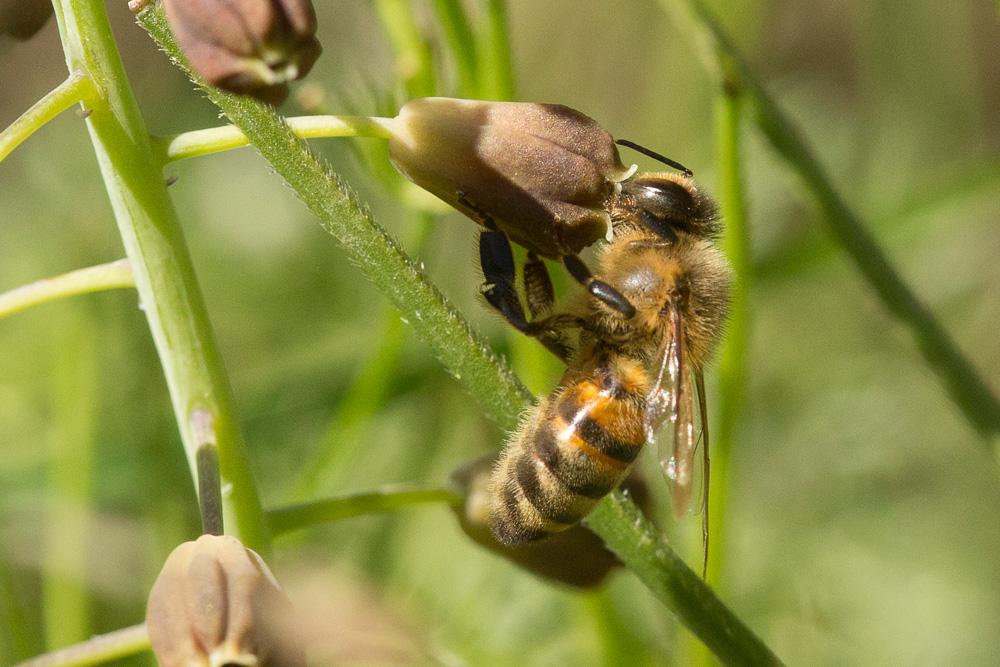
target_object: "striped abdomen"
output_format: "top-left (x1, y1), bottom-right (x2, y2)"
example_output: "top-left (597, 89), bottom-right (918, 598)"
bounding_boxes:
top-left (490, 359), bottom-right (649, 545)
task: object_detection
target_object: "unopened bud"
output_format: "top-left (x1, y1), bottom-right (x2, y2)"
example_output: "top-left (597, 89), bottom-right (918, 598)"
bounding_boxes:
top-left (0, 0), bottom-right (53, 40)
top-left (450, 454), bottom-right (650, 588)
top-left (163, 0), bottom-right (321, 105)
top-left (388, 98), bottom-right (633, 258)
top-left (146, 534), bottom-right (305, 667)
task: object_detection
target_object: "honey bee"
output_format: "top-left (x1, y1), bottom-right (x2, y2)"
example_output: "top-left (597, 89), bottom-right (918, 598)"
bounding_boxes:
top-left (489, 173), bottom-right (731, 561)
top-left (387, 98), bottom-right (697, 359)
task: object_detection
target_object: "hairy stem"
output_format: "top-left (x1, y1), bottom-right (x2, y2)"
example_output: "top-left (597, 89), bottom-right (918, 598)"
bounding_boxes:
top-left (139, 6), bottom-right (530, 433)
top-left (52, 0), bottom-right (268, 551)
top-left (139, 6), bottom-right (782, 663)
top-left (586, 494), bottom-right (782, 665)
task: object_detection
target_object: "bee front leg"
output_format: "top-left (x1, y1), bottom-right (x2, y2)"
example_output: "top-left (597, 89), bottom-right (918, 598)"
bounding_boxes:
top-left (479, 232), bottom-right (575, 362)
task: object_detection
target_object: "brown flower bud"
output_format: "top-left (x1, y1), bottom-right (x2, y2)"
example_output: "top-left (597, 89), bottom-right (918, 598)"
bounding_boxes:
top-left (146, 534), bottom-right (305, 667)
top-left (449, 454), bottom-right (651, 588)
top-left (163, 0), bottom-right (321, 105)
top-left (0, 0), bottom-right (53, 40)
top-left (387, 98), bottom-right (633, 258)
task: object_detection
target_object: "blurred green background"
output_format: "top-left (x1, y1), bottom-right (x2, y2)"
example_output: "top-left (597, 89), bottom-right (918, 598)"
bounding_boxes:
top-left (2, 0), bottom-right (999, 665)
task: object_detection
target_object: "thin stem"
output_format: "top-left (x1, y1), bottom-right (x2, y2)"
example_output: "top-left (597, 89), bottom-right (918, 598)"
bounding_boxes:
top-left (139, 5), bottom-right (531, 433)
top-left (139, 7), bottom-right (783, 663)
top-left (0, 260), bottom-right (133, 321)
top-left (13, 624), bottom-right (149, 667)
top-left (430, 0), bottom-right (480, 95)
top-left (195, 444), bottom-right (224, 536)
top-left (373, 0), bottom-right (437, 98)
top-left (43, 314), bottom-right (98, 650)
top-left (707, 80), bottom-right (750, 587)
top-left (53, 0), bottom-right (269, 551)
top-left (585, 494), bottom-right (782, 666)
top-left (0, 71), bottom-right (96, 163)
top-left (659, 0), bottom-right (1000, 443)
top-left (480, 0), bottom-right (515, 99)
top-left (156, 115), bottom-right (395, 163)
top-left (267, 485), bottom-right (462, 536)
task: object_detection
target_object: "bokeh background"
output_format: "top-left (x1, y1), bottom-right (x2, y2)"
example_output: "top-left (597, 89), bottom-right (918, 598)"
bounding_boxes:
top-left (1, 1), bottom-right (999, 665)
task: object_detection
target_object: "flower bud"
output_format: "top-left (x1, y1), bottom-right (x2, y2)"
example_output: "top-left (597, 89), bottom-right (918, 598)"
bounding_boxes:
top-left (450, 454), bottom-right (651, 588)
top-left (388, 98), bottom-right (633, 258)
top-left (0, 0), bottom-right (53, 40)
top-left (163, 0), bottom-right (321, 105)
top-left (146, 534), bottom-right (305, 667)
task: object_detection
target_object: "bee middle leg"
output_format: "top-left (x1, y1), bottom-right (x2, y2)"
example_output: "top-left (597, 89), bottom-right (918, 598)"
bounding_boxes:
top-left (479, 231), bottom-right (576, 361)
top-left (562, 254), bottom-right (636, 318)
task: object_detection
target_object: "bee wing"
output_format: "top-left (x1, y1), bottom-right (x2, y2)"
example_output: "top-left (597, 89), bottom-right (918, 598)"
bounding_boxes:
top-left (644, 301), bottom-right (701, 519)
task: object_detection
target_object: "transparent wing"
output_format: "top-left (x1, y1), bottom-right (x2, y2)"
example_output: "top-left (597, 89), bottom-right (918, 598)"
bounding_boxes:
top-left (644, 301), bottom-right (701, 520)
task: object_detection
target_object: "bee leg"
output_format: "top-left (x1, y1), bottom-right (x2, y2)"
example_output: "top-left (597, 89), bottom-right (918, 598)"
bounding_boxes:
top-left (523, 252), bottom-right (556, 318)
top-left (480, 233), bottom-right (576, 362)
top-left (562, 254), bottom-right (636, 318)
top-left (479, 229), bottom-right (525, 321)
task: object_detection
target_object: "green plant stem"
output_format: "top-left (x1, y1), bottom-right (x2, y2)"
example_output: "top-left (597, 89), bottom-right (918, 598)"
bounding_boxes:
top-left (688, 77), bottom-right (752, 667)
top-left (13, 624), bottom-right (149, 667)
top-left (0, 71), bottom-right (96, 163)
top-left (139, 6), bottom-right (530, 433)
top-left (429, 0), bottom-right (480, 95)
top-left (0, 260), bottom-right (133, 320)
top-left (43, 313), bottom-right (97, 650)
top-left (156, 115), bottom-right (394, 163)
top-left (52, 0), bottom-right (268, 551)
top-left (373, 0), bottom-right (437, 98)
top-left (660, 0), bottom-right (1000, 445)
top-left (707, 80), bottom-right (750, 587)
top-left (139, 7), bottom-right (782, 663)
top-left (479, 0), bottom-right (515, 99)
top-left (585, 494), bottom-right (781, 666)
top-left (267, 485), bottom-right (462, 535)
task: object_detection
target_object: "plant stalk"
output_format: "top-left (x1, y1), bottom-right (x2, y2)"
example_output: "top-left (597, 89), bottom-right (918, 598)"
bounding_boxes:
top-left (52, 0), bottom-right (268, 551)
top-left (0, 71), bottom-right (95, 163)
top-left (0, 260), bottom-right (134, 321)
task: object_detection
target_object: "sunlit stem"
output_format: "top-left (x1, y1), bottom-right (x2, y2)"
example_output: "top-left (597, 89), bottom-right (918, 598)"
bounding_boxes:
top-left (0, 71), bottom-right (96, 163)
top-left (0, 259), bottom-right (134, 321)
top-left (53, 0), bottom-right (269, 551)
top-left (267, 485), bottom-right (462, 536)
top-left (707, 74), bottom-right (750, 587)
top-left (13, 624), bottom-right (149, 667)
top-left (156, 115), bottom-right (395, 163)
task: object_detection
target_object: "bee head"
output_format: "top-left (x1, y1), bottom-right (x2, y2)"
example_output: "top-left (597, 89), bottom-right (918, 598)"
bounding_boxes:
top-left (620, 174), bottom-right (719, 240)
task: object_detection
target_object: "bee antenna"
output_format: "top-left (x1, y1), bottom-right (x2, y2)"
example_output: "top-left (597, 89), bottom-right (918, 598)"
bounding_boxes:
top-left (616, 139), bottom-right (694, 177)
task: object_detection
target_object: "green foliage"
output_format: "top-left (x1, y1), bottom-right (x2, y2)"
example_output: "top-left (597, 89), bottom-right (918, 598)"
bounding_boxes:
top-left (1, 0), bottom-right (998, 665)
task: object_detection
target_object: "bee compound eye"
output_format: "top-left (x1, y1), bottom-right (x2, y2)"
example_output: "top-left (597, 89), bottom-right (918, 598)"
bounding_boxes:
top-left (638, 182), bottom-right (696, 219)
